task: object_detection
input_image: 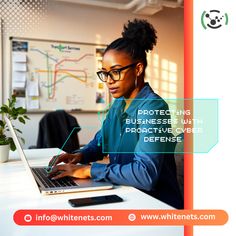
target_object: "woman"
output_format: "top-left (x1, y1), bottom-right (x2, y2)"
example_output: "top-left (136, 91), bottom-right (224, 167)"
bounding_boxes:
top-left (48, 19), bottom-right (183, 209)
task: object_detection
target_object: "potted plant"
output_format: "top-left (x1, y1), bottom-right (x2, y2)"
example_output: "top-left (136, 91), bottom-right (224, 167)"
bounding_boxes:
top-left (0, 95), bottom-right (29, 163)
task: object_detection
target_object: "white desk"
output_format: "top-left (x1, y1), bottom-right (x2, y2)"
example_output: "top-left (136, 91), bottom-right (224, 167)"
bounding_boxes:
top-left (0, 148), bottom-right (183, 236)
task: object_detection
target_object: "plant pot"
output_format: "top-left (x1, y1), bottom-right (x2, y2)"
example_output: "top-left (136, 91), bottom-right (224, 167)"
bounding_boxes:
top-left (0, 144), bottom-right (10, 163)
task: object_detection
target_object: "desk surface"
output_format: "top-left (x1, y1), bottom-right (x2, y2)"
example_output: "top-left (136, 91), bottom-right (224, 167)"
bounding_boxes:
top-left (0, 148), bottom-right (183, 236)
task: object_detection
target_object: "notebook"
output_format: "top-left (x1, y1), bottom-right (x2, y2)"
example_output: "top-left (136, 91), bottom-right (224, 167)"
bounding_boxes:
top-left (5, 116), bottom-right (113, 195)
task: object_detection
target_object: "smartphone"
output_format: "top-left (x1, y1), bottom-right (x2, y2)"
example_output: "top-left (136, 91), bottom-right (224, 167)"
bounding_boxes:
top-left (68, 194), bottom-right (123, 207)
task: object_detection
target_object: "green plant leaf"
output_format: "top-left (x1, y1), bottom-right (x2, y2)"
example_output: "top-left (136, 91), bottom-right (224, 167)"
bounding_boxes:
top-left (9, 95), bottom-right (16, 108)
top-left (0, 120), bottom-right (5, 127)
top-left (1, 105), bottom-right (8, 113)
top-left (18, 117), bottom-right (25, 124)
top-left (8, 137), bottom-right (16, 151)
top-left (1, 95), bottom-right (29, 149)
top-left (0, 136), bottom-right (9, 145)
top-left (15, 128), bottom-right (22, 134)
top-left (20, 137), bottom-right (25, 144)
top-left (23, 115), bottom-right (30, 120)
top-left (16, 107), bottom-right (27, 114)
top-left (12, 95), bottom-right (16, 103)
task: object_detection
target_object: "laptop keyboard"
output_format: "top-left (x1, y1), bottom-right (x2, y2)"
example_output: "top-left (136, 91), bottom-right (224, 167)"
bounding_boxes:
top-left (32, 167), bottom-right (77, 189)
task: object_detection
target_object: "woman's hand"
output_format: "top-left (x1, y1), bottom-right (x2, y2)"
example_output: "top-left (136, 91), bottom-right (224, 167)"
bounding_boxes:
top-left (48, 153), bottom-right (83, 167)
top-left (48, 164), bottom-right (91, 180)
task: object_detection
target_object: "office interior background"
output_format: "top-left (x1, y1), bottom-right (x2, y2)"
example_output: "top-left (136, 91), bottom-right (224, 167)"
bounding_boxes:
top-left (0, 0), bottom-right (184, 148)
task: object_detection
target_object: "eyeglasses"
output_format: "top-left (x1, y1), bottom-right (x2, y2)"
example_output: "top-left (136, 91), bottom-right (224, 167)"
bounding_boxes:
top-left (97, 62), bottom-right (137, 82)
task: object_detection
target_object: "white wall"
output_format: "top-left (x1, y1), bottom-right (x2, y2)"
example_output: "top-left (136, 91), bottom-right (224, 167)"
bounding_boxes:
top-left (1, 2), bottom-right (183, 148)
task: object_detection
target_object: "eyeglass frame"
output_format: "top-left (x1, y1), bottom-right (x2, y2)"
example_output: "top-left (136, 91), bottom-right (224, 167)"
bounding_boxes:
top-left (96, 62), bottom-right (138, 82)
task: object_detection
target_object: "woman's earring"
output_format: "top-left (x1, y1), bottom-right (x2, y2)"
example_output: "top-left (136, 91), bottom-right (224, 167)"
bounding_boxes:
top-left (135, 76), bottom-right (138, 88)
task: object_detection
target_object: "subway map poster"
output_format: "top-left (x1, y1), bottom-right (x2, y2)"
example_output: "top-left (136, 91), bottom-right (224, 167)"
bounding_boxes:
top-left (11, 39), bottom-right (108, 111)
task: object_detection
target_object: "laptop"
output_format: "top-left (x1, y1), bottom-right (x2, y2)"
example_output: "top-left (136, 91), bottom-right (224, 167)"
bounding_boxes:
top-left (5, 116), bottom-right (113, 195)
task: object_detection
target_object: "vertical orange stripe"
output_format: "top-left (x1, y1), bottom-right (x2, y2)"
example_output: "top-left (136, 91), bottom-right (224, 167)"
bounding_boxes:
top-left (184, 0), bottom-right (193, 236)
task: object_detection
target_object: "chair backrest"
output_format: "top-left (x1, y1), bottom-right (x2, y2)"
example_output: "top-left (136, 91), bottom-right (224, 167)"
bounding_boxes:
top-left (174, 133), bottom-right (184, 198)
top-left (36, 110), bottom-right (81, 153)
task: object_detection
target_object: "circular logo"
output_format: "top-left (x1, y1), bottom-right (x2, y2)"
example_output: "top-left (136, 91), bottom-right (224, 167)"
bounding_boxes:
top-left (201, 10), bottom-right (228, 29)
top-left (128, 213), bottom-right (136, 222)
top-left (24, 214), bottom-right (32, 223)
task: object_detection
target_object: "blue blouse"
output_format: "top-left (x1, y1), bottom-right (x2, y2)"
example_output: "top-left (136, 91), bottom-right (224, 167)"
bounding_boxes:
top-left (77, 83), bottom-right (183, 209)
